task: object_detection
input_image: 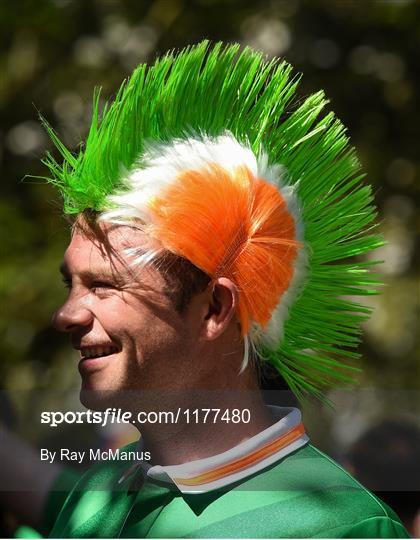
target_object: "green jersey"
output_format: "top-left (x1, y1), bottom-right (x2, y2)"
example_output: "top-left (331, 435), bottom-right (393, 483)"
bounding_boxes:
top-left (44, 408), bottom-right (409, 538)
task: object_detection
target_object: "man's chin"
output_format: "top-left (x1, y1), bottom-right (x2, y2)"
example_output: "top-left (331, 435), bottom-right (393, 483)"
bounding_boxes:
top-left (79, 387), bottom-right (127, 411)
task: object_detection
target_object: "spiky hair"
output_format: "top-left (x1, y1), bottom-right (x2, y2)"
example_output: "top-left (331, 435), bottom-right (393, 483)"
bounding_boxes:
top-left (40, 41), bottom-right (382, 401)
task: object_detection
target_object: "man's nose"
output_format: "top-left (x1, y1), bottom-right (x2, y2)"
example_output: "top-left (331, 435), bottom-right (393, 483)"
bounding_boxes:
top-left (52, 294), bottom-right (93, 332)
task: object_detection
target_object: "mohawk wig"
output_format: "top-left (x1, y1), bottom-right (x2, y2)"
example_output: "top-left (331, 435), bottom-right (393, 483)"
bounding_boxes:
top-left (41, 41), bottom-right (382, 401)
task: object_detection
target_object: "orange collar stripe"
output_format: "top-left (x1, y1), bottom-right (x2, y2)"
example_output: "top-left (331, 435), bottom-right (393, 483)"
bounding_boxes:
top-left (173, 422), bottom-right (305, 487)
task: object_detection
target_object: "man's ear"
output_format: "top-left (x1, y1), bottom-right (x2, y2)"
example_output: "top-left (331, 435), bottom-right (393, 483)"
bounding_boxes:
top-left (202, 277), bottom-right (239, 341)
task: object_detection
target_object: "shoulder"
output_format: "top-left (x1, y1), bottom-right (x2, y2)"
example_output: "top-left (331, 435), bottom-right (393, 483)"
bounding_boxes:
top-left (286, 444), bottom-right (409, 537)
top-left (46, 441), bottom-right (140, 537)
top-left (198, 443), bottom-right (410, 538)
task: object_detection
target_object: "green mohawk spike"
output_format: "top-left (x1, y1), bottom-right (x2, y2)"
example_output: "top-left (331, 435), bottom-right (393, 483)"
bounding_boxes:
top-left (40, 41), bottom-right (383, 401)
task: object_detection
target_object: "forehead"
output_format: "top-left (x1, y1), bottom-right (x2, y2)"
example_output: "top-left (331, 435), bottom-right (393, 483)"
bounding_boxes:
top-left (63, 223), bottom-right (160, 273)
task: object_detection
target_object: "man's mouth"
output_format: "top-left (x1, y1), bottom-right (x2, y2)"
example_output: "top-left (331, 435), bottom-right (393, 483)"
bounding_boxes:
top-left (80, 345), bottom-right (119, 360)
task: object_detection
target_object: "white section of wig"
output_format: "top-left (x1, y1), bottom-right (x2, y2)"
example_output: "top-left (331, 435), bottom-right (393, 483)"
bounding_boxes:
top-left (100, 132), bottom-right (259, 226)
top-left (240, 334), bottom-right (250, 375)
top-left (123, 246), bottom-right (165, 270)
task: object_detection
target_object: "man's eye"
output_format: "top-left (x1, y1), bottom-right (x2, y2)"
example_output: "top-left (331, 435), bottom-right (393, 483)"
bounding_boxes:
top-left (62, 278), bottom-right (72, 289)
top-left (91, 282), bottom-right (114, 293)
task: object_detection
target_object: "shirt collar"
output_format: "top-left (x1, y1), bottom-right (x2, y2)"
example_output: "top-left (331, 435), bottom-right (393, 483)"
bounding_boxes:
top-left (122, 406), bottom-right (308, 494)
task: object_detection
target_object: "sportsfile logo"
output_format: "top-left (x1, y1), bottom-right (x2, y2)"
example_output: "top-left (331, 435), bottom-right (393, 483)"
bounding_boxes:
top-left (40, 407), bottom-right (252, 427)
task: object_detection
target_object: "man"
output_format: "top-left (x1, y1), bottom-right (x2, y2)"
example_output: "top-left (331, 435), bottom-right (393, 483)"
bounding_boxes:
top-left (24, 41), bottom-right (410, 537)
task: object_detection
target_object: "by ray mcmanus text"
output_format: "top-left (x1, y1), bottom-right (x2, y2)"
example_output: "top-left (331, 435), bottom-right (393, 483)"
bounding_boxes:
top-left (40, 447), bottom-right (151, 465)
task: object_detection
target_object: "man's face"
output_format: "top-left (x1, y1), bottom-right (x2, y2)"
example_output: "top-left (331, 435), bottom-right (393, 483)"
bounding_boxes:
top-left (53, 223), bottom-right (203, 409)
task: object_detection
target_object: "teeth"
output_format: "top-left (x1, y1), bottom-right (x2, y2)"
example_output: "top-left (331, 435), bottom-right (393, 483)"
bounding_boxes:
top-left (80, 346), bottom-right (118, 359)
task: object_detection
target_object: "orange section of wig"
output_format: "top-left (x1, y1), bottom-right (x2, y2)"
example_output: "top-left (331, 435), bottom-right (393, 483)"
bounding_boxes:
top-left (148, 164), bottom-right (299, 335)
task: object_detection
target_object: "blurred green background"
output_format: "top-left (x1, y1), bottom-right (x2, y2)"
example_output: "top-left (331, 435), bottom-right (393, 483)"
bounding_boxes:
top-left (0, 0), bottom-right (418, 452)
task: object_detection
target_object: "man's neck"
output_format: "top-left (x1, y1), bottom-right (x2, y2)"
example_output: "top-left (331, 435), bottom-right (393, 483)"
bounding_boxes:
top-left (134, 387), bottom-right (275, 467)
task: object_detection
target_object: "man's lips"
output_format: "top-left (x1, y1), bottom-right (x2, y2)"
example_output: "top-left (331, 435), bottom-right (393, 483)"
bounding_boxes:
top-left (77, 344), bottom-right (119, 374)
top-left (78, 344), bottom-right (119, 359)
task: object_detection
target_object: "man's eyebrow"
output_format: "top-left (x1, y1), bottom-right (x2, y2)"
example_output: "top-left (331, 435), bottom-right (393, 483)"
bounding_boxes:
top-left (58, 262), bottom-right (131, 284)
